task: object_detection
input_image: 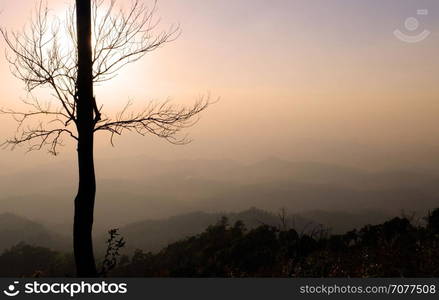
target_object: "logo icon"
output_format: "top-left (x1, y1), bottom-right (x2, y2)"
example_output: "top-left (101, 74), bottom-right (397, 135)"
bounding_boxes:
top-left (3, 281), bottom-right (20, 297)
top-left (394, 9), bottom-right (430, 43)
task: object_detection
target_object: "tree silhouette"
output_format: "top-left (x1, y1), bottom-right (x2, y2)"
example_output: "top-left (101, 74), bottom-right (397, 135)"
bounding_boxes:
top-left (0, 0), bottom-right (210, 277)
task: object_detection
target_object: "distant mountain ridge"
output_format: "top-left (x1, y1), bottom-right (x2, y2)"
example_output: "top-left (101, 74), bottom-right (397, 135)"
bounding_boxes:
top-left (0, 213), bottom-right (69, 252)
top-left (0, 158), bottom-right (437, 232)
top-left (0, 208), bottom-right (392, 255)
top-left (96, 208), bottom-right (392, 254)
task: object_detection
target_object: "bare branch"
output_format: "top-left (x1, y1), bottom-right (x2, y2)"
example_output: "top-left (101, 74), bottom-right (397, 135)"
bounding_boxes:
top-left (0, 1), bottom-right (77, 120)
top-left (1, 0), bottom-right (209, 155)
top-left (1, 124), bottom-right (77, 156)
top-left (89, 0), bottom-right (180, 83)
top-left (95, 96), bottom-right (212, 146)
top-left (0, 94), bottom-right (77, 155)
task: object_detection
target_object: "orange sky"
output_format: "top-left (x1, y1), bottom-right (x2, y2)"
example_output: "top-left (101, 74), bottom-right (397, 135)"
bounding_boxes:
top-left (1, 0), bottom-right (439, 171)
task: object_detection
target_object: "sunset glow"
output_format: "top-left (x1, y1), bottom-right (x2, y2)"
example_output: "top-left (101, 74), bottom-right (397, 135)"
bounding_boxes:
top-left (1, 1), bottom-right (438, 168)
top-left (2, 0), bottom-right (439, 281)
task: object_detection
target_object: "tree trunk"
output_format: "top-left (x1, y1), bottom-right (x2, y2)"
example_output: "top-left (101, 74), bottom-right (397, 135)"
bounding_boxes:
top-left (74, 129), bottom-right (97, 277)
top-left (74, 0), bottom-right (97, 277)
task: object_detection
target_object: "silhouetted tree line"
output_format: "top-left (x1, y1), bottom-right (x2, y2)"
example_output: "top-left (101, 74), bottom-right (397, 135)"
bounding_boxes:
top-left (3, 209), bottom-right (439, 277)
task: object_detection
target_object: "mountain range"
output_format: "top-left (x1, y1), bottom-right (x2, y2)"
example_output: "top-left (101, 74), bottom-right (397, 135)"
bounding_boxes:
top-left (0, 157), bottom-right (437, 237)
top-left (0, 207), bottom-right (394, 255)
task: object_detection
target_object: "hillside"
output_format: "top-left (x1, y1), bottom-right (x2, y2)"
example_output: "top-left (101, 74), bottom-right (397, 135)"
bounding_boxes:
top-left (0, 208), bottom-right (391, 255)
top-left (0, 213), bottom-right (69, 252)
top-left (1, 208), bottom-right (438, 277)
top-left (97, 208), bottom-right (391, 254)
top-left (112, 208), bottom-right (439, 277)
top-left (100, 208), bottom-right (302, 253)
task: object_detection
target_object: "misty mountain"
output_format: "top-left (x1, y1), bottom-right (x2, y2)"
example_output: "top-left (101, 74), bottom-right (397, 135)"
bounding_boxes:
top-left (97, 208), bottom-right (296, 253)
top-left (0, 157), bottom-right (438, 232)
top-left (96, 208), bottom-right (392, 254)
top-left (0, 213), bottom-right (69, 252)
top-left (0, 208), bottom-right (392, 256)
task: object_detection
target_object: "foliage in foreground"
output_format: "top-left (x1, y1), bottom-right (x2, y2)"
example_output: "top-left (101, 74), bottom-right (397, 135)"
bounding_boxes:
top-left (2, 209), bottom-right (439, 277)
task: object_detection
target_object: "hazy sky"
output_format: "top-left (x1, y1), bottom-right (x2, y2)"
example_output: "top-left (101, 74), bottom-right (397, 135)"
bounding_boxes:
top-left (1, 0), bottom-right (439, 171)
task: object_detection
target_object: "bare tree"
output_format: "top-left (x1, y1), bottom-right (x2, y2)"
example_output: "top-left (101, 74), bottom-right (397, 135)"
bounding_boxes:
top-left (0, 0), bottom-right (210, 277)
